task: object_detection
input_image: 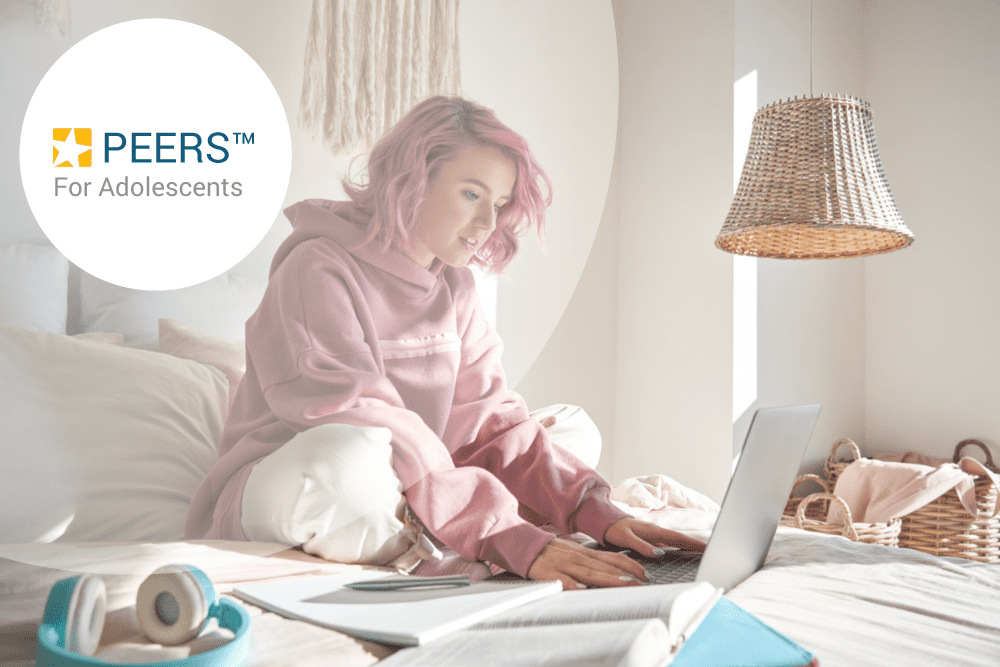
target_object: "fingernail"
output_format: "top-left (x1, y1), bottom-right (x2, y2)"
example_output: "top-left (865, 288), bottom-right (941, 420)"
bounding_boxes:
top-left (619, 575), bottom-right (642, 584)
top-left (643, 569), bottom-right (652, 580)
top-left (577, 583), bottom-right (588, 589)
top-left (652, 547), bottom-right (680, 556)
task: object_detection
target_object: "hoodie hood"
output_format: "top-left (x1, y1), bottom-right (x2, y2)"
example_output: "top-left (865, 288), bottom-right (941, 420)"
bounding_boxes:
top-left (277, 199), bottom-right (443, 292)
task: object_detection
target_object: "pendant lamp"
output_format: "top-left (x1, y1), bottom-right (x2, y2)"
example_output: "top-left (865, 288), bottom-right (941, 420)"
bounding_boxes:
top-left (716, 5), bottom-right (913, 258)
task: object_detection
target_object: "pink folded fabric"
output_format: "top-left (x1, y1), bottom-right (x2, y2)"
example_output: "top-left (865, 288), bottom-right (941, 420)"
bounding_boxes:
top-left (831, 457), bottom-right (1000, 524)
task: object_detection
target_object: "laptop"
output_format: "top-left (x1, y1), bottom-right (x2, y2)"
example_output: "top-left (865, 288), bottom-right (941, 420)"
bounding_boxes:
top-left (602, 404), bottom-right (821, 592)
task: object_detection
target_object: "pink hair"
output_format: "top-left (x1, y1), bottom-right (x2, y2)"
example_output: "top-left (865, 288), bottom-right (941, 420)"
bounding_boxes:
top-left (342, 96), bottom-right (552, 274)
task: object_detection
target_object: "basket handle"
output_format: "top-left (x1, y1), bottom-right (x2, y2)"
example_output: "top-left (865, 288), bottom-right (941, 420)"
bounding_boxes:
top-left (953, 439), bottom-right (999, 474)
top-left (790, 474), bottom-right (830, 496)
top-left (794, 493), bottom-right (860, 541)
top-left (829, 438), bottom-right (862, 463)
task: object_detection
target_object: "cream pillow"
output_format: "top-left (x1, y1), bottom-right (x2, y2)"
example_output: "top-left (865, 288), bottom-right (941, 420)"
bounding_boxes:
top-left (158, 318), bottom-right (245, 411)
top-left (0, 323), bottom-right (226, 543)
top-left (75, 270), bottom-right (265, 349)
top-left (0, 242), bottom-right (69, 334)
top-left (71, 332), bottom-right (125, 345)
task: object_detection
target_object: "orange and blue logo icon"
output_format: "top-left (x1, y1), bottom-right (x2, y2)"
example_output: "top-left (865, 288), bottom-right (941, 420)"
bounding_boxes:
top-left (53, 128), bottom-right (91, 167)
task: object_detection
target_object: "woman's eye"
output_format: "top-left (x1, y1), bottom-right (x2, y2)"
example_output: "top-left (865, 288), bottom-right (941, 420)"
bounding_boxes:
top-left (464, 190), bottom-right (480, 201)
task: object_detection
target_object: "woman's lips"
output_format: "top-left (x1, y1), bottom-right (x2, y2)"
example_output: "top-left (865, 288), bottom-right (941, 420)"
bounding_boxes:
top-left (460, 237), bottom-right (478, 251)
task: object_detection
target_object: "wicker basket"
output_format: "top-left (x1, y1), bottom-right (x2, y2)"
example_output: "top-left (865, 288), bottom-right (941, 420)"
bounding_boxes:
top-left (817, 436), bottom-right (1000, 562)
top-left (780, 474), bottom-right (831, 527)
top-left (823, 438), bottom-right (863, 487)
top-left (791, 492), bottom-right (901, 547)
top-left (954, 439), bottom-right (999, 474)
top-left (897, 440), bottom-right (1000, 563)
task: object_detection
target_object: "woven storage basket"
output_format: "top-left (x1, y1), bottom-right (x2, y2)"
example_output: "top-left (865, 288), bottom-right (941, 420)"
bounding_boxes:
top-left (780, 474), bottom-right (830, 527)
top-left (897, 440), bottom-right (1000, 563)
top-left (823, 438), bottom-right (863, 487)
top-left (791, 492), bottom-right (901, 547)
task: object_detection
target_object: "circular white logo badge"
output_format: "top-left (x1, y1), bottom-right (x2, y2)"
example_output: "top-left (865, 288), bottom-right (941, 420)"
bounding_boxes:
top-left (20, 19), bottom-right (291, 290)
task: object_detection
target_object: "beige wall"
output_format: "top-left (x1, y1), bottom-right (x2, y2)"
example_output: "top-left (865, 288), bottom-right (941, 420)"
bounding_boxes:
top-left (863, 0), bottom-right (1000, 458)
top-left (611, 0), bottom-right (734, 501)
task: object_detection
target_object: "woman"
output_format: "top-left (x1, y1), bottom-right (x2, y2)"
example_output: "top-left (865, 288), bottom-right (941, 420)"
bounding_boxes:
top-left (185, 96), bottom-right (704, 589)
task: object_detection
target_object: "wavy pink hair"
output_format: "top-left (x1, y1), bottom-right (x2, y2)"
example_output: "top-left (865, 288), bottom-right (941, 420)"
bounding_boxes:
top-left (342, 96), bottom-right (552, 274)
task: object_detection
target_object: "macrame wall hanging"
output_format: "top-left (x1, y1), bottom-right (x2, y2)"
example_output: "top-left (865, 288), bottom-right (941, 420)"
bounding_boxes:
top-left (31, 0), bottom-right (72, 37)
top-left (300, 0), bottom-right (462, 156)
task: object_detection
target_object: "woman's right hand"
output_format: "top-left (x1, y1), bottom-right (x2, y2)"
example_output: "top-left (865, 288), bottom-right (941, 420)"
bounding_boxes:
top-left (526, 538), bottom-right (650, 590)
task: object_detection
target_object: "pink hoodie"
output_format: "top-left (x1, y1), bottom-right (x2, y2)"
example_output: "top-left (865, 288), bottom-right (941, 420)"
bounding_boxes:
top-left (184, 199), bottom-right (627, 577)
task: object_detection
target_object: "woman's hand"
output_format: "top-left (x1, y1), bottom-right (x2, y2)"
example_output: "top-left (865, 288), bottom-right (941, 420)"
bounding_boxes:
top-left (604, 517), bottom-right (707, 558)
top-left (526, 537), bottom-right (650, 590)
top-left (526, 518), bottom-right (707, 590)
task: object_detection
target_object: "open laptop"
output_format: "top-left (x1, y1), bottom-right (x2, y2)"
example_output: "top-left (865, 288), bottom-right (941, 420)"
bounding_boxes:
top-left (603, 404), bottom-right (821, 592)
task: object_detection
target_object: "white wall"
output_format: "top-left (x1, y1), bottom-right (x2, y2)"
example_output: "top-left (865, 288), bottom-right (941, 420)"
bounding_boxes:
top-left (516, 149), bottom-right (621, 483)
top-left (863, 0), bottom-right (1000, 458)
top-left (461, 3), bottom-right (618, 393)
top-left (613, 0), bottom-right (734, 502)
top-left (734, 0), bottom-right (867, 473)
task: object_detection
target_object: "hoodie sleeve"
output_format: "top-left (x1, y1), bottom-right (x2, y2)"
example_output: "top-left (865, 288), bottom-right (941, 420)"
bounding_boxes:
top-left (442, 269), bottom-right (630, 545)
top-left (246, 243), bottom-right (555, 577)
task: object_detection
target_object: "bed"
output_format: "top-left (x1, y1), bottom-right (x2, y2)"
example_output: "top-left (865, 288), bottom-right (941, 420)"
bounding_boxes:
top-left (2, 242), bottom-right (999, 666)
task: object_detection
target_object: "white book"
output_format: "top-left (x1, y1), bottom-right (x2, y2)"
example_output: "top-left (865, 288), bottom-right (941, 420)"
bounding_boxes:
top-left (378, 581), bottom-right (722, 667)
top-left (232, 570), bottom-right (562, 646)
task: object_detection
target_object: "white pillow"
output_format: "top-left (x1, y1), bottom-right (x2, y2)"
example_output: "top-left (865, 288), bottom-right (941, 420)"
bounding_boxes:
top-left (158, 318), bottom-right (245, 411)
top-left (0, 323), bottom-right (227, 543)
top-left (75, 270), bottom-right (266, 350)
top-left (0, 243), bottom-right (69, 334)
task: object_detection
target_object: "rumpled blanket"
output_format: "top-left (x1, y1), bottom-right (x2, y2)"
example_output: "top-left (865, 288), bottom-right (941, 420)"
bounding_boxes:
top-left (830, 457), bottom-right (1000, 524)
top-left (610, 474), bottom-right (720, 514)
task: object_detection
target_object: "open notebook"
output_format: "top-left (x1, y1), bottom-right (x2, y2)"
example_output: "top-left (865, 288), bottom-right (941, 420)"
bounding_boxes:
top-left (233, 569), bottom-right (720, 655)
top-left (233, 570), bottom-right (561, 646)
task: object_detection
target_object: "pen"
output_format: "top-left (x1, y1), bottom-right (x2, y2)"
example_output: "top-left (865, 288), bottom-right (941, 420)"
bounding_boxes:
top-left (344, 574), bottom-right (472, 591)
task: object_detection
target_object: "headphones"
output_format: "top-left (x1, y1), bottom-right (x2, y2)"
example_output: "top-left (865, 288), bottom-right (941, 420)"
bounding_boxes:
top-left (37, 564), bottom-right (251, 667)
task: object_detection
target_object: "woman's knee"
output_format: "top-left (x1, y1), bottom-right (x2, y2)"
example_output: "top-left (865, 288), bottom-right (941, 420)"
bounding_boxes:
top-left (530, 404), bottom-right (602, 469)
top-left (240, 423), bottom-right (404, 556)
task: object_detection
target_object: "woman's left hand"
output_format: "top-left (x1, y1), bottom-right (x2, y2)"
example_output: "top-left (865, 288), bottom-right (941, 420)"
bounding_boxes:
top-left (603, 517), bottom-right (707, 557)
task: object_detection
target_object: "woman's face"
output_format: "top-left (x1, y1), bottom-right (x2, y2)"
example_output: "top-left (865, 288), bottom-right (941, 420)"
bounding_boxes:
top-left (408, 144), bottom-right (516, 269)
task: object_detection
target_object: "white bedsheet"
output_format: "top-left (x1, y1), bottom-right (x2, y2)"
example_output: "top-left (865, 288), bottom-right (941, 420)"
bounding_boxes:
top-left (644, 509), bottom-right (1000, 667)
top-left (732, 531), bottom-right (1000, 667)
top-left (3, 518), bottom-right (999, 666)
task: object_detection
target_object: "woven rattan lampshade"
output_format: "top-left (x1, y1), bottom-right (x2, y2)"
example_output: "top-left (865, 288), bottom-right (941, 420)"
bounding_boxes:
top-left (716, 95), bottom-right (914, 259)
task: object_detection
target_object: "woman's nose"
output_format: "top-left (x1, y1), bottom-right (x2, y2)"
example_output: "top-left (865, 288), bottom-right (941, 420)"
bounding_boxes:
top-left (477, 202), bottom-right (497, 231)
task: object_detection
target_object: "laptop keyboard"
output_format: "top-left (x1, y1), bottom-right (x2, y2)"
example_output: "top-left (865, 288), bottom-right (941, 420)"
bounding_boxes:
top-left (645, 554), bottom-right (700, 584)
top-left (622, 550), bottom-right (702, 585)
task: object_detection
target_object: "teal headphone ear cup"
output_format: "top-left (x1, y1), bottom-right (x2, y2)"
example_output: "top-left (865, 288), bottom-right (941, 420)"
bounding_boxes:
top-left (64, 574), bottom-right (107, 657)
top-left (135, 565), bottom-right (210, 646)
